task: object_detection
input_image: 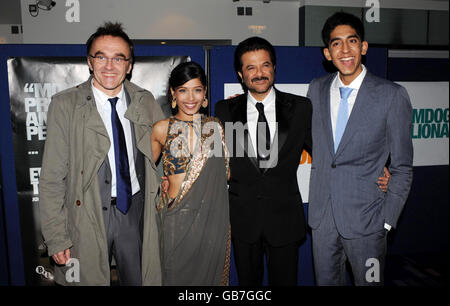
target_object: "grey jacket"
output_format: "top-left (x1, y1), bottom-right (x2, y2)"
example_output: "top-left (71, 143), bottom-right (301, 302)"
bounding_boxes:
top-left (307, 71), bottom-right (414, 238)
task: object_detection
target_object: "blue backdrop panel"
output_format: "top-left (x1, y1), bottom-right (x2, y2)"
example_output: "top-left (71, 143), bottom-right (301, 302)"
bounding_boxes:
top-left (389, 165), bottom-right (449, 255)
top-left (388, 58), bottom-right (449, 82)
top-left (0, 163), bottom-right (9, 285)
top-left (0, 44), bottom-right (204, 285)
top-left (210, 46), bottom-right (387, 286)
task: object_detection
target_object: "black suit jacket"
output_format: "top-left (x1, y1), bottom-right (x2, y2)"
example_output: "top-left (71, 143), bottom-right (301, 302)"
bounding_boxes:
top-left (215, 88), bottom-right (312, 246)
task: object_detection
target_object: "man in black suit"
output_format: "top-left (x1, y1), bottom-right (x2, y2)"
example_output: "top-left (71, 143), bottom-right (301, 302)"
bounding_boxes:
top-left (215, 36), bottom-right (312, 286)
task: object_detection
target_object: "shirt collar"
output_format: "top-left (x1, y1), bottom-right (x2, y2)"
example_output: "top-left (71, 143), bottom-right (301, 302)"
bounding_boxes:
top-left (247, 86), bottom-right (275, 106)
top-left (333, 64), bottom-right (367, 91)
top-left (91, 79), bottom-right (125, 106)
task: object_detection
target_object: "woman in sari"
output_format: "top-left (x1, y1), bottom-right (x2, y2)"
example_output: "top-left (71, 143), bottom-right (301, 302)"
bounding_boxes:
top-left (151, 61), bottom-right (230, 286)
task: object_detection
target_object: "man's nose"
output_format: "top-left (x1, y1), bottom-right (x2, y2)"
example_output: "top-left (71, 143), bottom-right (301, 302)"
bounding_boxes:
top-left (255, 67), bottom-right (263, 77)
top-left (342, 41), bottom-right (350, 53)
top-left (104, 58), bottom-right (115, 69)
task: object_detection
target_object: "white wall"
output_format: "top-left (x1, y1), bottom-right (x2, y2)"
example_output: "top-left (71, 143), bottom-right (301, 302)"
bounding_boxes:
top-left (0, 25), bottom-right (23, 44)
top-left (20, 0), bottom-right (300, 45)
top-left (0, 0), bottom-right (23, 43)
top-left (300, 0), bottom-right (449, 10)
top-left (15, 0), bottom-right (450, 46)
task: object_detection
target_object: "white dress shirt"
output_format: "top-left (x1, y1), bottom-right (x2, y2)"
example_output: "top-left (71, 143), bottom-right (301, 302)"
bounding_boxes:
top-left (92, 82), bottom-right (140, 197)
top-left (330, 65), bottom-right (367, 143)
top-left (329, 65), bottom-right (391, 231)
top-left (247, 87), bottom-right (276, 156)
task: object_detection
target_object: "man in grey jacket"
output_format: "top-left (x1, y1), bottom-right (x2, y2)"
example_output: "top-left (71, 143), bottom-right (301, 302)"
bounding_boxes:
top-left (39, 22), bottom-right (164, 285)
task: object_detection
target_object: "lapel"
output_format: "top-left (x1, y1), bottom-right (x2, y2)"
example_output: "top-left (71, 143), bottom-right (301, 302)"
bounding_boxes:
top-left (123, 80), bottom-right (157, 170)
top-left (320, 74), bottom-right (336, 157)
top-left (273, 88), bottom-right (292, 156)
top-left (231, 94), bottom-right (259, 170)
top-left (124, 87), bottom-right (138, 163)
top-left (334, 72), bottom-right (377, 158)
top-left (261, 89), bottom-right (293, 173)
top-left (78, 78), bottom-right (111, 193)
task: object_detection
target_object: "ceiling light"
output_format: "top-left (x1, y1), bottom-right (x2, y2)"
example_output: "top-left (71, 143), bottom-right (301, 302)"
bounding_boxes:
top-left (38, 0), bottom-right (56, 10)
top-left (29, 0), bottom-right (56, 17)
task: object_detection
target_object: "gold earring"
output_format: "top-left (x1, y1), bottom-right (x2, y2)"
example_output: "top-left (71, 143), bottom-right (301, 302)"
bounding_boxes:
top-left (202, 97), bottom-right (208, 108)
top-left (171, 97), bottom-right (176, 109)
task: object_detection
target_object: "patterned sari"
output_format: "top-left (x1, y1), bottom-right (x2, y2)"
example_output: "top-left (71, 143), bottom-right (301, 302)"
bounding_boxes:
top-left (157, 115), bottom-right (230, 286)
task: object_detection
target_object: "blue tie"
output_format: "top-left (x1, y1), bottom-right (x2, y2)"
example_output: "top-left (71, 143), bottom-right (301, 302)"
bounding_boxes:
top-left (108, 97), bottom-right (132, 214)
top-left (334, 87), bottom-right (353, 153)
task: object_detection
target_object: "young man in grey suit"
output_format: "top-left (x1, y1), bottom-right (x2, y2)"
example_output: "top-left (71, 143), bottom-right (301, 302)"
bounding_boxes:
top-left (39, 22), bottom-right (164, 285)
top-left (307, 12), bottom-right (413, 285)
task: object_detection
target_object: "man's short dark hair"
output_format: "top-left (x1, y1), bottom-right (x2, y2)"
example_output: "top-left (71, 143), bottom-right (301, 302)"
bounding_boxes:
top-left (234, 36), bottom-right (277, 74)
top-left (86, 22), bottom-right (134, 63)
top-left (321, 12), bottom-right (365, 47)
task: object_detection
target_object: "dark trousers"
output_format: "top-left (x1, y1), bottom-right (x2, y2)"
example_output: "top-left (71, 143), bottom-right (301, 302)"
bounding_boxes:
top-left (312, 202), bottom-right (387, 286)
top-left (232, 236), bottom-right (299, 286)
top-left (105, 191), bottom-right (144, 286)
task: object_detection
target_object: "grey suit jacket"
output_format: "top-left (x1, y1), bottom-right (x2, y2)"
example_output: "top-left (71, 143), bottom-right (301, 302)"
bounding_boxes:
top-left (307, 71), bottom-right (413, 239)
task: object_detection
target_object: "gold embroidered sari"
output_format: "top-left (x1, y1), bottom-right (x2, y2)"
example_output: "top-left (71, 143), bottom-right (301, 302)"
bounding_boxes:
top-left (157, 115), bottom-right (230, 286)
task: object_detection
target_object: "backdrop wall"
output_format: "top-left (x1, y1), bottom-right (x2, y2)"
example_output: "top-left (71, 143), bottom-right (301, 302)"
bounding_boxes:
top-left (1, 44), bottom-right (448, 286)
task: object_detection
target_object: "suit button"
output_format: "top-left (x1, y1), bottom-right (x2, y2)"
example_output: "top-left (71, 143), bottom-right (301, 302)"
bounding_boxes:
top-left (76, 200), bottom-right (81, 206)
top-left (256, 195), bottom-right (262, 200)
top-left (103, 207), bottom-right (107, 211)
top-left (331, 163), bottom-right (336, 168)
top-left (105, 180), bottom-right (110, 184)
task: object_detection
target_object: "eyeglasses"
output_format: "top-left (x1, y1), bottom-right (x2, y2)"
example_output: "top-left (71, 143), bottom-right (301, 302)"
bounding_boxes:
top-left (88, 54), bottom-right (130, 65)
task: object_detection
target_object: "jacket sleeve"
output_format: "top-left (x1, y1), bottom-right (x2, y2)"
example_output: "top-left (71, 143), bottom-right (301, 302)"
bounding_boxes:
top-left (305, 80), bottom-right (317, 157)
top-left (383, 85), bottom-right (414, 228)
top-left (214, 100), bottom-right (226, 125)
top-left (151, 97), bottom-right (165, 123)
top-left (39, 95), bottom-right (73, 256)
top-left (303, 97), bottom-right (313, 156)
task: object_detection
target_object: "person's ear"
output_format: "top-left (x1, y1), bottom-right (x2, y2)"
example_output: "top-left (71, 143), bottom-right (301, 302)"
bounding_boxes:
top-left (361, 41), bottom-right (368, 55)
top-left (126, 62), bottom-right (133, 74)
top-left (87, 56), bottom-right (93, 71)
top-left (237, 71), bottom-right (243, 82)
top-left (323, 48), bottom-right (332, 61)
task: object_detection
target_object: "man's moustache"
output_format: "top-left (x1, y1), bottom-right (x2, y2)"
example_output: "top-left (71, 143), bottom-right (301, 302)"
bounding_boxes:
top-left (251, 77), bottom-right (269, 82)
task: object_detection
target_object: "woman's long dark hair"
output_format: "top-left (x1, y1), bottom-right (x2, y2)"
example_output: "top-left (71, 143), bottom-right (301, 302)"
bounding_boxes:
top-left (168, 61), bottom-right (207, 115)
